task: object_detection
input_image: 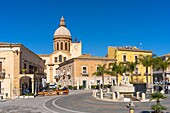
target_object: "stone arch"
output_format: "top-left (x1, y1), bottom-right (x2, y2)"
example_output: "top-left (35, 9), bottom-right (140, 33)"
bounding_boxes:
top-left (20, 76), bottom-right (32, 95)
top-left (65, 42), bottom-right (67, 50)
top-left (57, 42), bottom-right (59, 50)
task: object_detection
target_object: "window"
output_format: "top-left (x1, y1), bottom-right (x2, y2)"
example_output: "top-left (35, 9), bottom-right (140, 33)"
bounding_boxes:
top-left (57, 42), bottom-right (59, 50)
top-left (135, 67), bottom-right (138, 74)
top-left (97, 80), bottom-right (100, 85)
top-left (0, 62), bottom-right (2, 72)
top-left (123, 55), bottom-right (126, 62)
top-left (135, 56), bottom-right (138, 63)
top-left (55, 57), bottom-right (58, 62)
top-left (61, 42), bottom-right (63, 50)
top-left (24, 63), bottom-right (27, 69)
top-left (64, 57), bottom-right (67, 62)
top-left (65, 42), bottom-right (67, 50)
top-left (59, 55), bottom-right (62, 62)
top-left (96, 66), bottom-right (100, 72)
top-left (82, 66), bottom-right (87, 74)
top-left (43, 60), bottom-right (46, 63)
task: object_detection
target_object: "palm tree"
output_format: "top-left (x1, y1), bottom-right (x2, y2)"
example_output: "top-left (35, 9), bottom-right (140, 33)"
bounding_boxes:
top-left (138, 55), bottom-right (153, 87)
top-left (126, 61), bottom-right (137, 83)
top-left (156, 57), bottom-right (170, 90)
top-left (92, 64), bottom-right (109, 89)
top-left (108, 62), bottom-right (126, 85)
top-left (150, 92), bottom-right (167, 113)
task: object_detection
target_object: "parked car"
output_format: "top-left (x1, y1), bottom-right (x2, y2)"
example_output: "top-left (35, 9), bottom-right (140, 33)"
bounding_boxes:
top-left (49, 84), bottom-right (57, 89)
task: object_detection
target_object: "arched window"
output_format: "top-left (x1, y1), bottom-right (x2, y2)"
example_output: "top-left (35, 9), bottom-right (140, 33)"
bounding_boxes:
top-left (68, 42), bottom-right (70, 51)
top-left (65, 42), bottom-right (67, 50)
top-left (57, 42), bottom-right (59, 50)
top-left (61, 42), bottom-right (63, 50)
top-left (59, 55), bottom-right (62, 62)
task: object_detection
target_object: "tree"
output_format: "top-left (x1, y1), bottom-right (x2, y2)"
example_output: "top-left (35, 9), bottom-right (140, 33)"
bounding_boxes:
top-left (150, 92), bottom-right (167, 113)
top-left (92, 64), bottom-right (109, 89)
top-left (138, 55), bottom-right (153, 87)
top-left (126, 61), bottom-right (137, 83)
top-left (108, 62), bottom-right (126, 85)
top-left (155, 57), bottom-right (170, 90)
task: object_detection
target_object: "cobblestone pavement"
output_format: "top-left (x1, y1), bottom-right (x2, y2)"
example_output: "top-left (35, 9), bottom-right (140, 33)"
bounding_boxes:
top-left (49, 92), bottom-right (170, 113)
top-left (0, 90), bottom-right (90, 113)
top-left (0, 90), bottom-right (170, 113)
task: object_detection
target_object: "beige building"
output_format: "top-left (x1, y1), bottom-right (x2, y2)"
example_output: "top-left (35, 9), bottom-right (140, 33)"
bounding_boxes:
top-left (39, 17), bottom-right (82, 84)
top-left (0, 43), bottom-right (45, 99)
top-left (108, 46), bottom-right (153, 84)
top-left (57, 54), bottom-right (116, 89)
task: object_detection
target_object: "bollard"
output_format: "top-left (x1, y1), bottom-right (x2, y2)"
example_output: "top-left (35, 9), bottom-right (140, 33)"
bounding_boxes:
top-left (136, 92), bottom-right (140, 99)
top-left (112, 92), bottom-right (115, 100)
top-left (107, 88), bottom-right (110, 93)
top-left (94, 90), bottom-right (97, 98)
top-left (142, 93), bottom-right (145, 101)
top-left (100, 89), bottom-right (103, 99)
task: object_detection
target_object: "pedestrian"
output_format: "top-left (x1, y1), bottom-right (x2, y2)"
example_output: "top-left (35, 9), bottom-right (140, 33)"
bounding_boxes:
top-left (168, 85), bottom-right (170, 94)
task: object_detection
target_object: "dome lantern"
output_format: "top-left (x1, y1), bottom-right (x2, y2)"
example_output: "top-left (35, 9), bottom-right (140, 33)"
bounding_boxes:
top-left (60, 16), bottom-right (66, 27)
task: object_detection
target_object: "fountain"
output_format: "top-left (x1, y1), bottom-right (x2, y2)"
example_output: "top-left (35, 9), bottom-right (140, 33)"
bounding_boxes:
top-left (110, 73), bottom-right (135, 101)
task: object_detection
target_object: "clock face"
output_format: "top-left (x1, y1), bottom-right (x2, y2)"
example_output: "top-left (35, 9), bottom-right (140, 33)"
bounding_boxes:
top-left (74, 45), bottom-right (78, 50)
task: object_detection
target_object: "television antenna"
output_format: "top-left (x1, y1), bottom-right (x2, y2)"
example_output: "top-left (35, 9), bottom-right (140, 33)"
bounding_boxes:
top-left (139, 43), bottom-right (142, 50)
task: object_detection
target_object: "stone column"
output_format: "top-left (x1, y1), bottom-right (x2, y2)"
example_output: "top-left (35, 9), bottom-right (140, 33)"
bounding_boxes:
top-left (112, 92), bottom-right (115, 100)
top-left (32, 78), bottom-right (34, 94)
top-left (100, 89), bottom-right (103, 99)
top-left (136, 92), bottom-right (140, 99)
top-left (142, 93), bottom-right (145, 101)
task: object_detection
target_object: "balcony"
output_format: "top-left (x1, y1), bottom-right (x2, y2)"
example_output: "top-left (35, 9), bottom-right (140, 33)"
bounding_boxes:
top-left (81, 73), bottom-right (89, 76)
top-left (0, 72), bottom-right (5, 79)
top-left (54, 75), bottom-right (59, 79)
top-left (60, 72), bottom-right (64, 76)
top-left (132, 73), bottom-right (141, 76)
top-left (66, 71), bottom-right (71, 75)
top-left (144, 73), bottom-right (151, 76)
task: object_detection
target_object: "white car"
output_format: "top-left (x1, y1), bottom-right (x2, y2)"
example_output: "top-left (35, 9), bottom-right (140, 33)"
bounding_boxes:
top-left (49, 84), bottom-right (57, 89)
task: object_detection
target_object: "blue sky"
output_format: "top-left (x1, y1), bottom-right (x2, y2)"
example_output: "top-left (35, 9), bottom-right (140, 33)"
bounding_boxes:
top-left (0, 0), bottom-right (170, 56)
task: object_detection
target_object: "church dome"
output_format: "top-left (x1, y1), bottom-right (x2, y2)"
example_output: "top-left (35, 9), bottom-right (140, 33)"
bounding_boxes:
top-left (54, 16), bottom-right (71, 38)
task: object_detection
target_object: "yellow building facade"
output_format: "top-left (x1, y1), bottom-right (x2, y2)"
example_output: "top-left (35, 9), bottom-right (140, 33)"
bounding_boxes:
top-left (108, 46), bottom-right (153, 85)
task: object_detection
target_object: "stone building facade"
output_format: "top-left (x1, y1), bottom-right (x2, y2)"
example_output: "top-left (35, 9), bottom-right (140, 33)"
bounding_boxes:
top-left (0, 43), bottom-right (45, 99)
top-left (57, 54), bottom-right (116, 89)
top-left (39, 17), bottom-right (82, 84)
